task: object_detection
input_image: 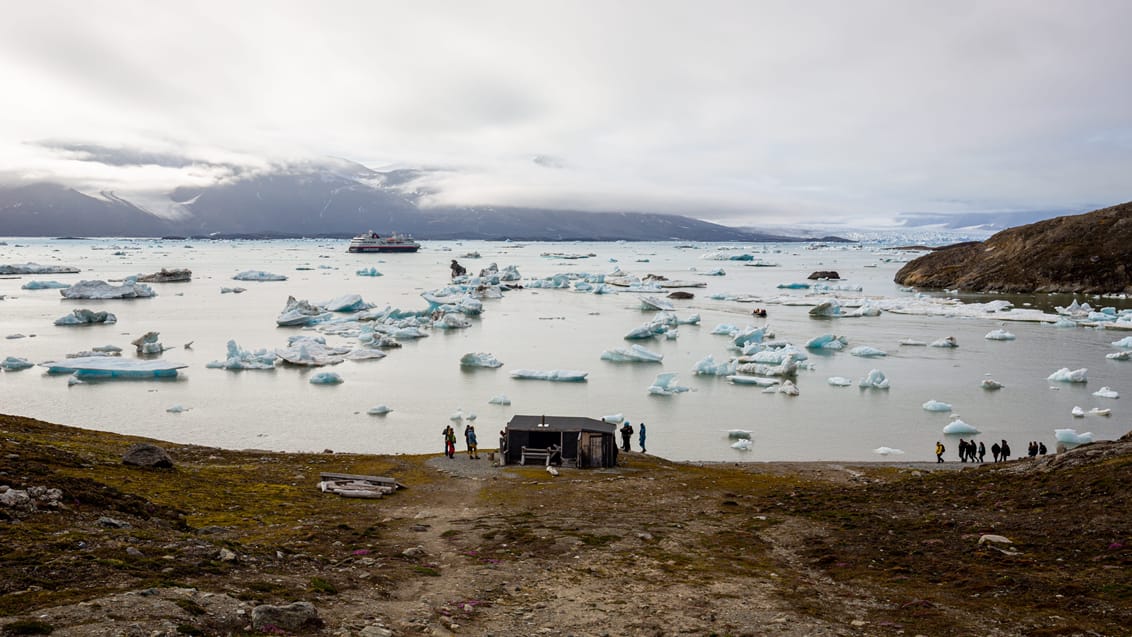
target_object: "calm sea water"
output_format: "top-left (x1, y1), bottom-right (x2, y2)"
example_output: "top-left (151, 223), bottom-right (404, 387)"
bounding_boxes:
top-left (1, 237), bottom-right (1128, 462)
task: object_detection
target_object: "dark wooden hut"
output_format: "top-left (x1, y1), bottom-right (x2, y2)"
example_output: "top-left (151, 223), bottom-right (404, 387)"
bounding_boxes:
top-left (502, 415), bottom-right (618, 468)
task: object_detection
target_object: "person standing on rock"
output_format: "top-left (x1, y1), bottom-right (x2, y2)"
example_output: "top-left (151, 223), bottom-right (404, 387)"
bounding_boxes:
top-left (935, 441), bottom-right (945, 463)
top-left (620, 420), bottom-right (633, 452)
top-left (638, 422), bottom-right (647, 453)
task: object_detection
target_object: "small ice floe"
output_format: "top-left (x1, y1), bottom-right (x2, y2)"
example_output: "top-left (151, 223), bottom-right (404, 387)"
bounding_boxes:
top-left (449, 410), bottom-right (464, 422)
top-left (827, 376), bottom-right (853, 387)
top-left (1093, 386), bottom-right (1119, 399)
top-left (131, 332), bottom-right (165, 354)
top-left (942, 415), bottom-right (980, 434)
top-left (356, 267), bottom-right (383, 277)
top-left (460, 352), bottom-right (504, 368)
top-left (0, 262), bottom-right (79, 275)
top-left (985, 329), bottom-right (1016, 341)
top-left (1, 356), bottom-right (34, 371)
top-left (923, 400), bottom-right (953, 412)
top-left (727, 375), bottom-right (779, 387)
top-left (1106, 351), bottom-right (1131, 361)
top-left (727, 429), bottom-right (752, 439)
top-left (873, 446), bottom-right (904, 456)
top-left (22, 280), bottom-right (70, 290)
top-left (693, 354), bottom-right (736, 376)
top-left (40, 357), bottom-right (187, 378)
top-left (731, 439), bottom-right (753, 451)
top-left (930, 336), bottom-right (958, 348)
top-left (320, 294), bottom-right (373, 313)
top-left (276, 335), bottom-right (350, 366)
top-left (93, 344), bottom-right (121, 353)
top-left (858, 369), bottom-right (890, 389)
top-left (806, 334), bottom-right (847, 350)
top-left (61, 278), bottom-right (156, 299)
top-left (778, 380), bottom-right (799, 396)
top-left (1047, 367), bottom-right (1088, 383)
top-left (640, 296), bottom-right (675, 311)
top-left (309, 371), bottom-right (343, 385)
top-left (850, 345), bottom-right (887, 357)
top-left (367, 405), bottom-right (393, 415)
top-left (67, 375), bottom-right (84, 386)
top-left (276, 296), bottom-right (330, 327)
top-left (648, 372), bottom-right (690, 395)
top-left (166, 404), bottom-right (189, 414)
top-left (602, 345), bottom-right (664, 364)
top-left (602, 413), bottom-right (624, 424)
top-left (232, 270), bottom-right (287, 281)
top-left (1054, 428), bottom-right (1094, 444)
top-left (510, 369), bottom-right (589, 382)
top-left (981, 379), bottom-right (1005, 390)
top-left (220, 287), bottom-right (246, 294)
top-left (206, 340), bottom-right (277, 370)
top-left (1071, 406), bottom-right (1085, 418)
top-left (489, 394), bottom-right (512, 405)
top-left (1112, 336), bottom-right (1132, 348)
top-left (1088, 407), bottom-right (1112, 416)
top-left (899, 338), bottom-right (927, 346)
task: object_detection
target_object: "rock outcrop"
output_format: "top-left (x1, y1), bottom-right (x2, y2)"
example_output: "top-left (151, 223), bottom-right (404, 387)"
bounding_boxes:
top-left (894, 201), bottom-right (1132, 293)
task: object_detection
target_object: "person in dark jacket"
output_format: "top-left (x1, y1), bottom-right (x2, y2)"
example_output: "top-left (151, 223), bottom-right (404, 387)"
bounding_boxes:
top-left (1001, 440), bottom-right (1011, 461)
top-left (620, 421), bottom-right (633, 452)
top-left (991, 441), bottom-right (1001, 462)
top-left (977, 441), bottom-right (986, 463)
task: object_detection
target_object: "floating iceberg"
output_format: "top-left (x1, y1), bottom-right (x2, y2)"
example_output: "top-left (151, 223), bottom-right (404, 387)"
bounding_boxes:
top-left (1106, 351), bottom-right (1131, 361)
top-left (1054, 428), bottom-right (1093, 444)
top-left (691, 354), bottom-right (736, 375)
top-left (276, 296), bottom-right (331, 327)
top-left (727, 429), bottom-right (752, 439)
top-left (39, 356), bottom-right (187, 378)
top-left (510, 369), bottom-right (589, 382)
top-left (356, 267), bottom-right (383, 277)
top-left (985, 329), bottom-right (1016, 341)
top-left (321, 294), bottom-right (373, 313)
top-left (942, 416), bottom-right (980, 434)
top-left (206, 340), bottom-right (278, 370)
top-left (727, 375), bottom-right (779, 387)
top-left (730, 439), bottom-right (753, 451)
top-left (0, 263), bottom-right (79, 275)
top-left (220, 287), bottom-right (246, 294)
top-left (808, 300), bottom-right (841, 317)
top-left (54, 309), bottom-right (117, 326)
top-left (22, 280), bottom-right (70, 290)
top-left (461, 352), bottom-right (504, 368)
top-left (930, 336), bottom-right (958, 348)
top-left (1047, 367), bottom-right (1087, 383)
top-left (1088, 407), bottom-right (1112, 416)
top-left (61, 278), bottom-right (156, 299)
top-left (2, 356), bottom-right (34, 371)
top-left (276, 335), bottom-right (350, 366)
top-left (233, 270), bottom-right (287, 281)
top-left (602, 413), bottom-right (624, 424)
top-left (1071, 406), bottom-right (1085, 418)
top-left (981, 379), bottom-right (1005, 390)
top-left (367, 405), bottom-right (393, 415)
top-left (1092, 386), bottom-right (1119, 399)
top-left (309, 371), bottom-right (343, 385)
top-left (137, 268), bottom-right (191, 283)
top-left (778, 380), bottom-right (799, 396)
top-left (603, 345), bottom-right (664, 364)
top-left (858, 369), bottom-right (890, 389)
top-left (735, 357), bottom-right (798, 378)
top-left (647, 372), bottom-right (689, 395)
top-left (1112, 336), bottom-right (1132, 348)
top-left (640, 296), bottom-right (675, 311)
top-left (777, 282), bottom-right (810, 289)
top-left (850, 346), bottom-right (887, 358)
top-left (805, 334), bottom-right (847, 350)
top-left (827, 376), bottom-right (853, 387)
top-left (166, 404), bottom-right (189, 413)
top-left (922, 400), bottom-right (952, 412)
top-left (131, 331), bottom-right (165, 355)
top-left (899, 338), bottom-right (927, 346)
top-left (873, 447), bottom-right (904, 456)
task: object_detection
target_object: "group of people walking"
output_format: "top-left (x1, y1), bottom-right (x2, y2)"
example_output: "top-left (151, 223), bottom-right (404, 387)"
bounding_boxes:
top-left (442, 423), bottom-right (478, 459)
top-left (934, 438), bottom-right (1048, 463)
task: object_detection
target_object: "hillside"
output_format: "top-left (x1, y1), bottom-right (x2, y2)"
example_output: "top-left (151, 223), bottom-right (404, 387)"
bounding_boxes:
top-left (894, 201), bottom-right (1132, 293)
top-left (2, 414), bottom-right (1129, 636)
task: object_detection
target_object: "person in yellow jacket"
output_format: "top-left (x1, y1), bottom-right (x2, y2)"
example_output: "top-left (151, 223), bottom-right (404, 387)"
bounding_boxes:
top-left (935, 441), bottom-right (945, 463)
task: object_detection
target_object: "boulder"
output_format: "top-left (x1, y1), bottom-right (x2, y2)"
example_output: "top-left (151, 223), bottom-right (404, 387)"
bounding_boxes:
top-left (666, 291), bottom-right (694, 299)
top-left (807, 270), bottom-right (840, 280)
top-left (122, 443), bottom-right (174, 468)
top-left (251, 601), bottom-right (323, 632)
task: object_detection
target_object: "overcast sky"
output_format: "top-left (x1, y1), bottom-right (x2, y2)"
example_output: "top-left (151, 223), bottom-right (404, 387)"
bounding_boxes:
top-left (1, 0), bottom-right (1130, 227)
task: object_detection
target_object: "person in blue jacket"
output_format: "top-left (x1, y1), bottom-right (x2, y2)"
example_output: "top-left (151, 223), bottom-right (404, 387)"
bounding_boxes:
top-left (638, 422), bottom-right (647, 453)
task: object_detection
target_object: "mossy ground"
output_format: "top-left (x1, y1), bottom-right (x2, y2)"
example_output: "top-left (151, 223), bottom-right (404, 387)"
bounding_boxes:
top-left (2, 414), bottom-right (1130, 636)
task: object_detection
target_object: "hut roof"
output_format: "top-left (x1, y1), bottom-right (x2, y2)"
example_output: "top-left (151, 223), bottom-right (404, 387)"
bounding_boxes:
top-left (506, 415), bottom-right (616, 434)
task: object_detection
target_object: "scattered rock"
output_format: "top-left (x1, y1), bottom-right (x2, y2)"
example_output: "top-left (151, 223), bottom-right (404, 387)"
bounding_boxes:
top-left (98, 516), bottom-right (131, 529)
top-left (251, 601), bottom-right (323, 633)
top-left (402, 546), bottom-right (427, 559)
top-left (122, 443), bottom-right (174, 468)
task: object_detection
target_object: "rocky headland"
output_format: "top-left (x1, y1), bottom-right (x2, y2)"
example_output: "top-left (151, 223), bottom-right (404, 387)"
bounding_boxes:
top-left (894, 201), bottom-right (1132, 293)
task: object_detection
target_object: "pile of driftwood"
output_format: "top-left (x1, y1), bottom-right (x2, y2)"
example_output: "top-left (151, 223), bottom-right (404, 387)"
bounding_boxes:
top-left (318, 472), bottom-right (406, 499)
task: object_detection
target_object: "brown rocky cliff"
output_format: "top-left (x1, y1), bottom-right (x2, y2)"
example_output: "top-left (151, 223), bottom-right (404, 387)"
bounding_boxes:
top-left (894, 201), bottom-right (1132, 293)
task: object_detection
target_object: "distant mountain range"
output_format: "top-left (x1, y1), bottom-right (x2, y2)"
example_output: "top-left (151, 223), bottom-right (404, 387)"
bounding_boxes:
top-left (0, 161), bottom-right (823, 242)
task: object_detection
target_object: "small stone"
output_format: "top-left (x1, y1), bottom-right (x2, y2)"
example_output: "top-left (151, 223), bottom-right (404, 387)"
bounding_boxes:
top-left (402, 546), bottom-right (426, 559)
top-left (218, 548), bottom-right (238, 561)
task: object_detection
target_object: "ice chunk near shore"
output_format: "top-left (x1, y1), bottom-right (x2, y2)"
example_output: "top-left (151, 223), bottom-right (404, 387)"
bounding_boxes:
top-left (488, 394), bottom-right (512, 405)
top-left (1054, 428), bottom-right (1094, 444)
top-left (2, 356), bottom-right (34, 371)
top-left (367, 405), bottom-right (393, 415)
top-left (54, 309), bottom-right (117, 326)
top-left (806, 334), bottom-right (847, 350)
top-left (40, 356), bottom-right (187, 378)
top-left (850, 345), bottom-right (887, 357)
top-left (930, 336), bottom-right (958, 348)
top-left (942, 415), bottom-right (980, 434)
top-left (461, 352), bottom-right (504, 368)
top-left (510, 369), bottom-right (589, 382)
top-left (22, 280), bottom-right (70, 290)
top-left (827, 376), bottom-right (853, 386)
top-left (603, 345), bottom-right (664, 364)
top-left (276, 296), bottom-right (331, 327)
top-left (309, 371), bottom-right (343, 385)
top-left (730, 439), bottom-right (753, 451)
top-left (1092, 386), bottom-right (1119, 399)
top-left (985, 329), bottom-right (1016, 341)
top-left (648, 372), bottom-right (689, 395)
top-left (873, 447), bottom-right (904, 456)
top-left (602, 413), bottom-right (624, 424)
top-left (1047, 367), bottom-right (1088, 383)
top-left (727, 375), bottom-right (779, 387)
top-left (1112, 336), bottom-right (1132, 348)
top-left (692, 354), bottom-right (736, 375)
top-left (981, 379), bottom-right (1005, 390)
top-left (923, 400), bottom-right (952, 412)
top-left (206, 340), bottom-right (278, 370)
top-left (61, 278), bottom-right (156, 299)
top-left (858, 369), bottom-right (890, 389)
top-left (233, 270), bottom-right (287, 281)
